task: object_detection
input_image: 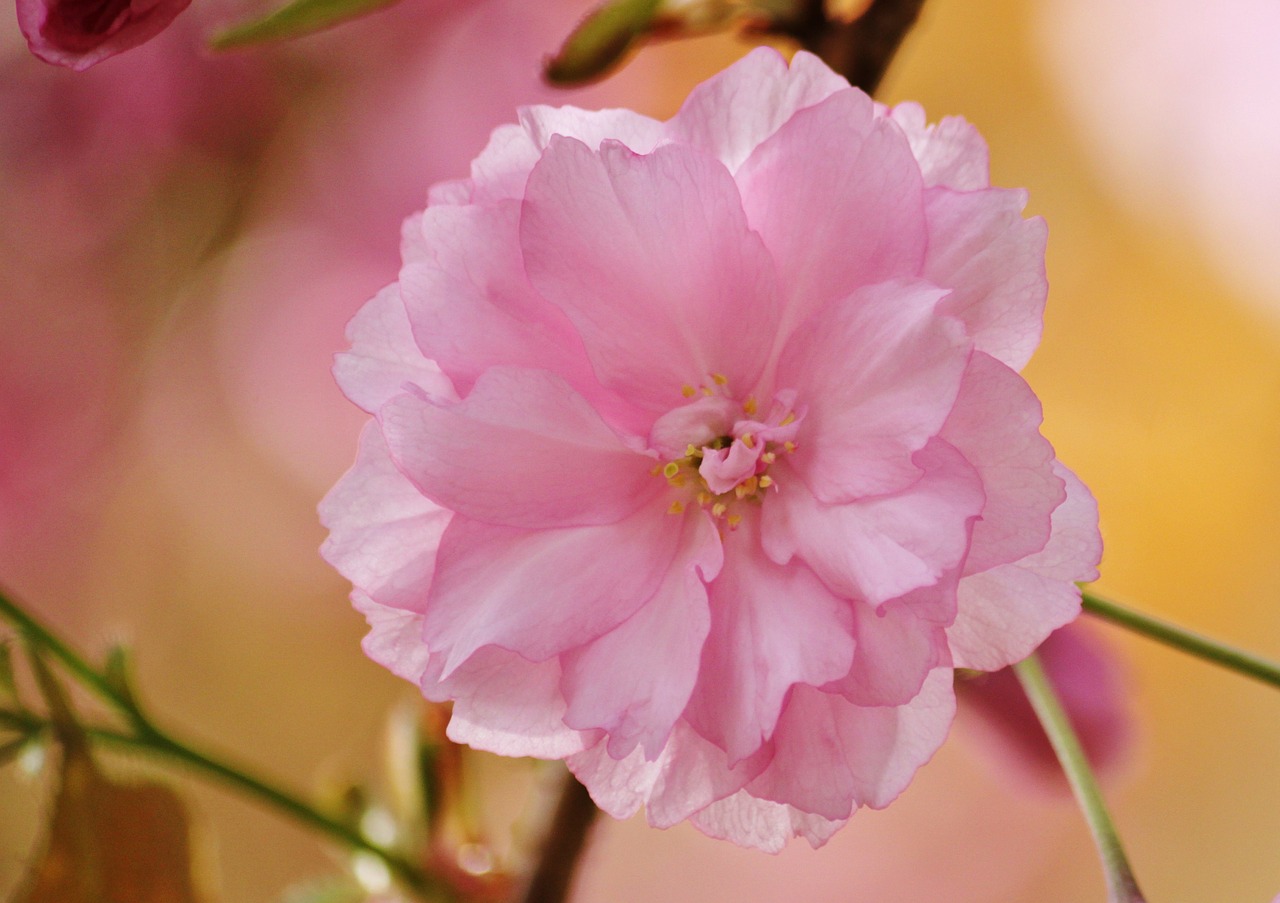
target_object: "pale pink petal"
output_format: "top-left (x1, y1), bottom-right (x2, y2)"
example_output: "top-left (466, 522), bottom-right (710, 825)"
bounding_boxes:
top-left (887, 102), bottom-right (990, 190)
top-left (561, 511), bottom-right (722, 759)
top-left (825, 600), bottom-right (949, 707)
top-left (666, 47), bottom-right (849, 172)
top-left (948, 464), bottom-right (1102, 670)
top-left (684, 513), bottom-right (854, 764)
top-left (941, 352), bottom-right (1065, 574)
top-left (465, 106), bottom-right (666, 204)
top-left (333, 284), bottom-right (455, 414)
top-left (748, 668), bottom-right (954, 819)
top-left (379, 368), bottom-right (656, 529)
top-left (776, 280), bottom-right (971, 502)
top-left (350, 591), bottom-right (432, 685)
top-left (319, 423), bottom-right (451, 610)
top-left (689, 791), bottom-right (846, 853)
top-left (521, 137), bottom-right (781, 412)
top-left (423, 646), bottom-right (594, 759)
top-left (422, 503), bottom-right (681, 674)
top-left (647, 395), bottom-right (740, 458)
top-left (762, 440), bottom-right (984, 605)
top-left (568, 722), bottom-right (769, 825)
top-left (924, 187), bottom-right (1048, 372)
top-left (735, 91), bottom-right (927, 332)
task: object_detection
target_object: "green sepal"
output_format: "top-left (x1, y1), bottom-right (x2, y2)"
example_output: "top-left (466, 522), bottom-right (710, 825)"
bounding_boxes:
top-left (211, 0), bottom-right (402, 49)
top-left (545, 0), bottom-right (664, 85)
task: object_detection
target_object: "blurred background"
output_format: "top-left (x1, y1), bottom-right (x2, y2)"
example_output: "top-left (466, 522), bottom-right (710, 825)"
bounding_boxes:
top-left (2, 0), bottom-right (1279, 900)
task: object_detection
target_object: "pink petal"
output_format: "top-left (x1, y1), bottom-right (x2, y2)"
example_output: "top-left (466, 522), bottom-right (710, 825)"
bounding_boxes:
top-left (422, 645), bottom-right (594, 760)
top-left (941, 352), bottom-right (1065, 574)
top-left (560, 511), bottom-right (722, 759)
top-left (379, 367), bottom-right (656, 529)
top-left (825, 599), bottom-right (949, 707)
top-left (350, 591), bottom-right (432, 685)
top-left (567, 722), bottom-right (770, 825)
top-left (666, 47), bottom-right (849, 173)
top-left (762, 439), bottom-right (984, 605)
top-left (689, 791), bottom-right (846, 853)
top-left (747, 668), bottom-right (955, 820)
top-left (521, 137), bottom-right (781, 412)
top-left (735, 91), bottom-right (927, 334)
top-left (465, 106), bottom-right (665, 204)
top-left (887, 103), bottom-right (990, 190)
top-left (948, 464), bottom-right (1102, 670)
top-left (924, 186), bottom-right (1049, 372)
top-left (775, 280), bottom-right (971, 502)
top-left (319, 423), bottom-right (451, 610)
top-left (684, 513), bottom-right (854, 764)
top-left (333, 283), bottom-right (455, 415)
top-left (422, 503), bottom-right (682, 674)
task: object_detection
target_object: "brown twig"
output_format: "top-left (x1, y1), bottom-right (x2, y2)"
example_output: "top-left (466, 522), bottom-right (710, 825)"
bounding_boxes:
top-left (776, 0), bottom-right (927, 95)
top-left (515, 771), bottom-right (599, 903)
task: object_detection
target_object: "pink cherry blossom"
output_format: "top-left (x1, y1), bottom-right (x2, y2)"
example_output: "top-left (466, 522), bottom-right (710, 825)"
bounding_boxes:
top-left (17, 0), bottom-right (193, 70)
top-left (321, 46), bottom-right (1102, 851)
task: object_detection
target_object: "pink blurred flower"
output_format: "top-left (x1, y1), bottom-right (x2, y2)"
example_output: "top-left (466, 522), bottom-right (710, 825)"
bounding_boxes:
top-left (957, 622), bottom-right (1132, 787)
top-left (321, 47), bottom-right (1102, 851)
top-left (17, 0), bottom-right (192, 70)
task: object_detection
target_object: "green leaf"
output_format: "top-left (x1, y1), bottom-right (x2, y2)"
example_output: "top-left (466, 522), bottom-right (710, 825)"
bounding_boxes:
top-left (545, 0), bottom-right (664, 85)
top-left (211, 0), bottom-right (402, 49)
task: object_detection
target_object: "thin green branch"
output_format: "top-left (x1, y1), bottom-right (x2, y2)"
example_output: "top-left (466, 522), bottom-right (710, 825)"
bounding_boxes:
top-left (0, 587), bottom-right (448, 901)
top-left (1082, 589), bottom-right (1280, 690)
top-left (1013, 653), bottom-right (1146, 903)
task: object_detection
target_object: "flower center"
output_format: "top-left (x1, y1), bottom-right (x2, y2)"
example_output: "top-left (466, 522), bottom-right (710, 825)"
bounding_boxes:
top-left (653, 383), bottom-right (804, 529)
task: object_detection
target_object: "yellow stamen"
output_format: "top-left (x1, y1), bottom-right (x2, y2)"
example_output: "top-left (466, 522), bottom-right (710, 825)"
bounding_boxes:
top-left (758, 475), bottom-right (774, 489)
top-left (662, 462), bottom-right (680, 480)
top-left (667, 500), bottom-right (685, 515)
top-left (681, 385), bottom-right (696, 398)
top-left (697, 491), bottom-right (714, 506)
top-left (742, 396), bottom-right (757, 415)
top-left (734, 476), bottom-right (759, 499)
top-left (783, 441), bottom-right (797, 454)
top-left (685, 444), bottom-right (701, 458)
top-left (711, 501), bottom-right (728, 518)
top-left (650, 463), bottom-right (663, 476)
top-left (761, 451), bottom-right (777, 464)
top-left (779, 412), bottom-right (796, 427)
top-left (701, 386), bottom-right (714, 396)
top-left (740, 433), bottom-right (755, 449)
top-left (727, 514), bottom-right (742, 530)
top-left (711, 372), bottom-right (729, 386)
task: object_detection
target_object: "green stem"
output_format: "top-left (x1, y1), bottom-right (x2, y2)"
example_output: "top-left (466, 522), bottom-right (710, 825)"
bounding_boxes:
top-left (0, 588), bottom-right (446, 900)
top-left (1013, 653), bottom-right (1146, 903)
top-left (1082, 589), bottom-right (1280, 690)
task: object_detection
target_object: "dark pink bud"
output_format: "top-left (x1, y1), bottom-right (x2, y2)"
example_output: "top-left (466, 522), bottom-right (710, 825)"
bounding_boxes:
top-left (958, 622), bottom-right (1134, 788)
top-left (17, 0), bottom-right (193, 70)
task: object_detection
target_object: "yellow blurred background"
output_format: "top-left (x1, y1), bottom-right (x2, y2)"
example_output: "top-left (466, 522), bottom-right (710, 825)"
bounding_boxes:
top-left (2, 0), bottom-right (1279, 901)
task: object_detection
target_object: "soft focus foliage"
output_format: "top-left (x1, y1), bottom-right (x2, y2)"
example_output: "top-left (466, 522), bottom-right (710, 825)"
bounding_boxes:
top-left (321, 46), bottom-right (1101, 851)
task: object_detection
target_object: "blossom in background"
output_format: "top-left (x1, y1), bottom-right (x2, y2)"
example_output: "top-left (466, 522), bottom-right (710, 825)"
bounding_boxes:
top-left (957, 622), bottom-right (1132, 787)
top-left (17, 0), bottom-right (192, 69)
top-left (321, 47), bottom-right (1102, 851)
